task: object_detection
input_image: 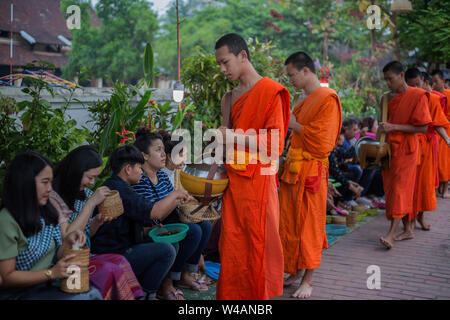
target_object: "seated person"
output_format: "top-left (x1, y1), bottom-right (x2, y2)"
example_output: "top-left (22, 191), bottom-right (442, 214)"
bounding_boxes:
top-left (358, 116), bottom-right (385, 206)
top-left (52, 145), bottom-right (143, 300)
top-left (343, 116), bottom-right (362, 146)
top-left (91, 145), bottom-right (189, 300)
top-left (0, 151), bottom-right (102, 300)
top-left (133, 128), bottom-right (212, 298)
top-left (341, 117), bottom-right (363, 185)
top-left (329, 131), bottom-right (364, 209)
top-left (360, 116), bottom-right (378, 140)
top-left (158, 130), bottom-right (186, 189)
top-left (158, 129), bottom-right (210, 276)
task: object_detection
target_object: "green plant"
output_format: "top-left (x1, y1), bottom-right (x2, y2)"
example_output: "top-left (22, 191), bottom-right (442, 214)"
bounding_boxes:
top-left (181, 39), bottom-right (294, 130)
top-left (143, 43), bottom-right (155, 87)
top-left (182, 46), bottom-right (233, 129)
top-left (0, 61), bottom-right (89, 198)
top-left (94, 80), bottom-right (153, 157)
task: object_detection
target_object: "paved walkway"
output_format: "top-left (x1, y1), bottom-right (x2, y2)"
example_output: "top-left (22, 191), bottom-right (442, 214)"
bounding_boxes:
top-left (279, 197), bottom-right (450, 300)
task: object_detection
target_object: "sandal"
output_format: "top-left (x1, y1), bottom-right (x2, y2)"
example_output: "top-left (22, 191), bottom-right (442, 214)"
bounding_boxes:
top-left (175, 279), bottom-right (208, 291)
top-left (332, 205), bottom-right (348, 216)
top-left (195, 273), bottom-right (213, 285)
top-left (157, 289), bottom-right (184, 300)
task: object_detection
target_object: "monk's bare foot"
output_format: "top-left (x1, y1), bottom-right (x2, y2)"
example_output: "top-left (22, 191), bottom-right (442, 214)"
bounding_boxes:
top-left (394, 231), bottom-right (414, 241)
top-left (442, 193), bottom-right (450, 199)
top-left (379, 236), bottom-right (394, 249)
top-left (291, 282), bottom-right (313, 299)
top-left (417, 217), bottom-right (431, 231)
top-left (284, 273), bottom-right (302, 287)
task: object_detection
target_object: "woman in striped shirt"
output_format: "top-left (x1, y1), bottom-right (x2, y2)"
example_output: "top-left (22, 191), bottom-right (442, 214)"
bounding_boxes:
top-left (133, 127), bottom-right (212, 299)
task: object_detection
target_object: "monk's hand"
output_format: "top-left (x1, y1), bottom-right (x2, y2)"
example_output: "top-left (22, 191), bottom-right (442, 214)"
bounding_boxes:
top-left (378, 122), bottom-right (396, 133)
top-left (446, 137), bottom-right (450, 148)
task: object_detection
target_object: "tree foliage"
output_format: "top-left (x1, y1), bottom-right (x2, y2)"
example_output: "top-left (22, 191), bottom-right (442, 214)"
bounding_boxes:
top-left (62, 0), bottom-right (158, 83)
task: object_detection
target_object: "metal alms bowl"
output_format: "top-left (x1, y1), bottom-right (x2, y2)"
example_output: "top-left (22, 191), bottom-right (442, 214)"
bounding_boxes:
top-left (180, 159), bottom-right (229, 196)
top-left (182, 163), bottom-right (228, 180)
top-left (355, 136), bottom-right (379, 159)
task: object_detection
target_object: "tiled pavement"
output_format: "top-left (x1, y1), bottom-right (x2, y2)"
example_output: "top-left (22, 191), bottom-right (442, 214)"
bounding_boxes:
top-left (278, 197), bottom-right (450, 300)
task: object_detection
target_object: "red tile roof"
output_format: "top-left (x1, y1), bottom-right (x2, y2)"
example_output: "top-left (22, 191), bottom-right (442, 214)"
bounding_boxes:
top-left (0, 0), bottom-right (101, 46)
top-left (0, 44), bottom-right (68, 69)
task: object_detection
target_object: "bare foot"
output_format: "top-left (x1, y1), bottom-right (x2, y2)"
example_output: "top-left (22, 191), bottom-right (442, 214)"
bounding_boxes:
top-left (379, 236), bottom-right (394, 249)
top-left (284, 273), bottom-right (302, 287)
top-left (417, 217), bottom-right (430, 231)
top-left (291, 282), bottom-right (313, 299)
top-left (394, 231), bottom-right (414, 241)
top-left (442, 193), bottom-right (450, 199)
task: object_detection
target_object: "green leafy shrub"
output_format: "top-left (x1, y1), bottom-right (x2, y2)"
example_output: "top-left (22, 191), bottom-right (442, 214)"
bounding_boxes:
top-left (0, 61), bottom-right (89, 199)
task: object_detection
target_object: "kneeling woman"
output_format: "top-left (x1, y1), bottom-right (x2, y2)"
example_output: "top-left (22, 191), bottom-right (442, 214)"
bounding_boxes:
top-left (0, 151), bottom-right (102, 300)
top-left (52, 145), bottom-right (143, 300)
top-left (133, 128), bottom-right (212, 299)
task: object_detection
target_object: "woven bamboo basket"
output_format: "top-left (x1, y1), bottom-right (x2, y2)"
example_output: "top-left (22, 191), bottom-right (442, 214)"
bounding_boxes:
top-left (60, 245), bottom-right (90, 293)
top-left (98, 190), bottom-right (124, 218)
top-left (332, 215), bottom-right (347, 226)
top-left (179, 200), bottom-right (220, 224)
top-left (352, 205), bottom-right (367, 213)
top-left (61, 266), bottom-right (90, 293)
top-left (346, 211), bottom-right (358, 228)
top-left (63, 245), bottom-right (90, 267)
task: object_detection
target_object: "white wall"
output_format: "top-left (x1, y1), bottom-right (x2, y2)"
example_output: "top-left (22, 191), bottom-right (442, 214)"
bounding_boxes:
top-left (0, 87), bottom-right (175, 131)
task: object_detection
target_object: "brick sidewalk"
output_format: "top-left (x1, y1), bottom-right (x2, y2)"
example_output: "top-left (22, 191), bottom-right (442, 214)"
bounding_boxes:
top-left (277, 197), bottom-right (450, 300)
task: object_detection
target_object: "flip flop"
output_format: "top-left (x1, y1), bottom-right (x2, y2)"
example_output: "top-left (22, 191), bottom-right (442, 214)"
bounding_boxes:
top-left (157, 289), bottom-right (185, 300)
top-left (196, 273), bottom-right (213, 285)
top-left (175, 279), bottom-right (208, 291)
top-left (333, 205), bottom-right (348, 216)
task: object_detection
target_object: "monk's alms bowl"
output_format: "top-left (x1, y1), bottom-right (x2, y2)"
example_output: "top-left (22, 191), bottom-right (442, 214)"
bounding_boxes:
top-left (355, 136), bottom-right (388, 160)
top-left (180, 160), bottom-right (229, 196)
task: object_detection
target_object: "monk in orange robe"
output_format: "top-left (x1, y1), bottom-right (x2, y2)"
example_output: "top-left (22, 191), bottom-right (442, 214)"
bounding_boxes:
top-left (378, 61), bottom-right (432, 249)
top-left (431, 69), bottom-right (450, 198)
top-left (279, 52), bottom-right (342, 299)
top-left (405, 69), bottom-right (450, 234)
top-left (214, 33), bottom-right (290, 300)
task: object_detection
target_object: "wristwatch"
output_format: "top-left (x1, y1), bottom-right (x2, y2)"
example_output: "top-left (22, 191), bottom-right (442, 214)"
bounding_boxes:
top-left (45, 269), bottom-right (53, 281)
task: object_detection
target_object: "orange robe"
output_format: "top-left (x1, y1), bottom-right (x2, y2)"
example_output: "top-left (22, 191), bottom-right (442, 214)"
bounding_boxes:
top-left (382, 87), bottom-right (431, 220)
top-left (412, 93), bottom-right (450, 218)
top-left (217, 77), bottom-right (290, 300)
top-left (279, 87), bottom-right (342, 274)
top-left (436, 90), bottom-right (450, 182)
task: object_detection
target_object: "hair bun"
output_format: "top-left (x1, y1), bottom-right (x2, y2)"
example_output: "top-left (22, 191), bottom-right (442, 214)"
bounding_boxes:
top-left (157, 129), bottom-right (171, 141)
top-left (136, 126), bottom-right (152, 138)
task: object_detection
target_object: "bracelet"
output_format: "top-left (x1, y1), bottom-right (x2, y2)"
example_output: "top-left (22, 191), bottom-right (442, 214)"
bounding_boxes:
top-left (44, 269), bottom-right (52, 281)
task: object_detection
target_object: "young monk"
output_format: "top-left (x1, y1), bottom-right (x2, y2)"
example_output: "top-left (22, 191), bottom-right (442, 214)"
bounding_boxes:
top-left (279, 52), bottom-right (342, 299)
top-left (404, 68), bottom-right (450, 233)
top-left (378, 61), bottom-right (431, 248)
top-left (214, 33), bottom-right (290, 300)
top-left (431, 69), bottom-right (450, 199)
